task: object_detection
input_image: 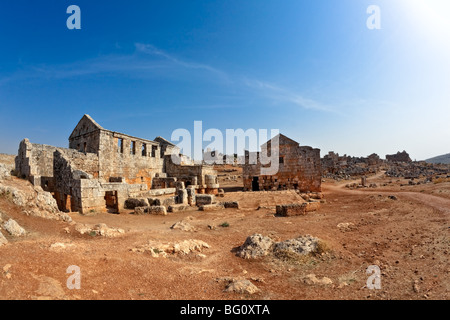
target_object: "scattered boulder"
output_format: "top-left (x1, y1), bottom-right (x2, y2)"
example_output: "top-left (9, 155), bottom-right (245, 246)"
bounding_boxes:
top-left (2, 219), bottom-right (26, 237)
top-left (75, 223), bottom-right (125, 237)
top-left (131, 239), bottom-right (209, 258)
top-left (388, 195), bottom-right (398, 201)
top-left (133, 206), bottom-right (167, 216)
top-left (236, 234), bottom-right (275, 259)
top-left (337, 222), bottom-right (357, 232)
top-left (170, 220), bottom-right (196, 232)
top-left (220, 201), bottom-right (239, 209)
top-left (224, 279), bottom-right (260, 295)
top-left (236, 234), bottom-right (324, 260)
top-left (303, 274), bottom-right (333, 286)
top-left (273, 235), bottom-right (319, 256)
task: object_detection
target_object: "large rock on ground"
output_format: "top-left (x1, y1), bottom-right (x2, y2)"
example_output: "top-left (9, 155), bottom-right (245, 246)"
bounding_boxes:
top-left (75, 223), bottom-right (125, 237)
top-left (2, 219), bottom-right (26, 237)
top-left (0, 184), bottom-right (71, 222)
top-left (224, 279), bottom-right (260, 295)
top-left (303, 274), bottom-right (333, 286)
top-left (170, 220), bottom-right (196, 232)
top-left (131, 239), bottom-right (210, 258)
top-left (236, 234), bottom-right (275, 259)
top-left (273, 235), bottom-right (319, 255)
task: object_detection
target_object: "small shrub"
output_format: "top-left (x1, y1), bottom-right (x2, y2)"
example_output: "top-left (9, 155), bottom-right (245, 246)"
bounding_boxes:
top-left (220, 222), bottom-right (230, 228)
top-left (314, 240), bottom-right (331, 256)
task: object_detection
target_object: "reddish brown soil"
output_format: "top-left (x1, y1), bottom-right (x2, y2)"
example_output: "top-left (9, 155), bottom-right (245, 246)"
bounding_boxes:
top-left (0, 172), bottom-right (448, 300)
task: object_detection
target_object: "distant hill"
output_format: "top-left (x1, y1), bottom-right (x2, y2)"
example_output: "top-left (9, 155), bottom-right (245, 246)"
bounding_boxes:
top-left (425, 153), bottom-right (450, 164)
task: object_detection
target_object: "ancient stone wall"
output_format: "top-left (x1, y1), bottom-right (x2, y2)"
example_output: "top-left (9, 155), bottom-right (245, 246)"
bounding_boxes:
top-left (97, 131), bottom-right (163, 189)
top-left (15, 139), bottom-right (62, 191)
top-left (164, 156), bottom-right (219, 193)
top-left (243, 135), bottom-right (322, 193)
top-left (53, 149), bottom-right (100, 212)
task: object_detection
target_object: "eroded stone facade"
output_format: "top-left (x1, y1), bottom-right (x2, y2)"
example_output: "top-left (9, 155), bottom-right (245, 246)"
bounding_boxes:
top-left (243, 134), bottom-right (322, 192)
top-left (15, 115), bottom-right (219, 214)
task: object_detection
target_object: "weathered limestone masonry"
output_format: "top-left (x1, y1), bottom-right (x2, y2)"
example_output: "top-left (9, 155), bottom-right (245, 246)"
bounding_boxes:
top-left (243, 134), bottom-right (322, 193)
top-left (15, 114), bottom-right (219, 214)
top-left (386, 151), bottom-right (412, 163)
top-left (164, 157), bottom-right (220, 194)
top-left (15, 139), bottom-right (58, 192)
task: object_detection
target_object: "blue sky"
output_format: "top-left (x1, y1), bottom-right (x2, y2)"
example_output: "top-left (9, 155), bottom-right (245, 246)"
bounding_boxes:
top-left (0, 0), bottom-right (449, 160)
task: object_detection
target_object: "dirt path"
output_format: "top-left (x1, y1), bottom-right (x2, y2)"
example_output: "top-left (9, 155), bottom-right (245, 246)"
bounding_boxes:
top-left (324, 172), bottom-right (450, 214)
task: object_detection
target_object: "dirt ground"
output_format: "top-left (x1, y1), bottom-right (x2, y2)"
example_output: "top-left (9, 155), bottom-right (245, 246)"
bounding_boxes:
top-left (0, 168), bottom-right (448, 300)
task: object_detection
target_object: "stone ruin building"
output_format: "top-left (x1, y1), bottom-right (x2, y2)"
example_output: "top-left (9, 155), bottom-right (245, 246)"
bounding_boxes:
top-left (386, 150), bottom-right (412, 163)
top-left (242, 134), bottom-right (322, 192)
top-left (321, 151), bottom-right (383, 179)
top-left (14, 115), bottom-right (219, 214)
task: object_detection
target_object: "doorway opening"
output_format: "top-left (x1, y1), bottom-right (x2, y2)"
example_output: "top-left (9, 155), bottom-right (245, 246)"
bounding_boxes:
top-left (105, 191), bottom-right (119, 214)
top-left (252, 177), bottom-right (260, 191)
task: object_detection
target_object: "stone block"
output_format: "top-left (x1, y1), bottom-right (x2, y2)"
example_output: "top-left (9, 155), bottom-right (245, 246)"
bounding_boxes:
top-left (220, 201), bottom-right (239, 209)
top-left (168, 204), bottom-right (191, 213)
top-left (196, 194), bottom-right (215, 206)
top-left (147, 197), bottom-right (162, 206)
top-left (177, 189), bottom-right (188, 204)
top-left (133, 206), bottom-right (167, 216)
top-left (125, 198), bottom-right (149, 209)
top-left (199, 204), bottom-right (224, 211)
top-left (276, 202), bottom-right (320, 216)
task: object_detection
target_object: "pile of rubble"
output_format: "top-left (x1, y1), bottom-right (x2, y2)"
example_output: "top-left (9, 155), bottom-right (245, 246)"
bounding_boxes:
top-left (0, 182), bottom-right (72, 223)
top-left (385, 161), bottom-right (450, 179)
top-left (321, 152), bottom-right (383, 181)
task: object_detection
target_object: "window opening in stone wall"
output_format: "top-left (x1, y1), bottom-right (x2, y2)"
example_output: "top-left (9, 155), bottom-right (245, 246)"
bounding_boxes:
top-left (131, 141), bottom-right (136, 155)
top-left (142, 143), bottom-right (147, 157)
top-left (118, 138), bottom-right (124, 154)
top-left (152, 146), bottom-right (158, 157)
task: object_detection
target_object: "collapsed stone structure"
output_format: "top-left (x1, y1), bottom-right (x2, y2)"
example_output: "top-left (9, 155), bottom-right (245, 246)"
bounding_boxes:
top-left (15, 115), bottom-right (219, 214)
top-left (386, 151), bottom-right (412, 163)
top-left (242, 134), bottom-right (321, 192)
top-left (321, 151), bottom-right (383, 179)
